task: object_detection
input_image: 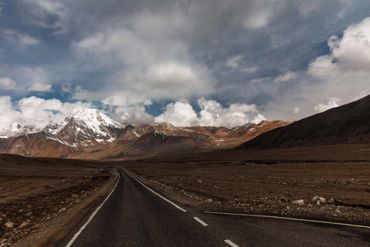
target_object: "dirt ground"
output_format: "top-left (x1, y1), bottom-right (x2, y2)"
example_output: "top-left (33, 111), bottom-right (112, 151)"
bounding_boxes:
top-left (124, 160), bottom-right (370, 225)
top-left (0, 154), bottom-right (116, 247)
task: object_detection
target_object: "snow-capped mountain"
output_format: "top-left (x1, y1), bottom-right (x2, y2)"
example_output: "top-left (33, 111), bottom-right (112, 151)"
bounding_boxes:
top-left (0, 107), bottom-right (288, 159)
top-left (44, 108), bottom-right (124, 147)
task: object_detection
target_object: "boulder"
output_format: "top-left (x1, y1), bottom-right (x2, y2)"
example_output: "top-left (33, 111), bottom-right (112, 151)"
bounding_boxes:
top-left (4, 221), bottom-right (14, 228)
top-left (292, 199), bottom-right (304, 206)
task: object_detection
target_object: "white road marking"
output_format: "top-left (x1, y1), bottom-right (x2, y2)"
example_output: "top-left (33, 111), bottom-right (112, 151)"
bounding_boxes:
top-left (125, 171), bottom-right (187, 213)
top-left (65, 173), bottom-right (120, 247)
top-left (224, 239), bottom-right (239, 247)
top-left (204, 211), bottom-right (370, 230)
top-left (193, 217), bottom-right (208, 227)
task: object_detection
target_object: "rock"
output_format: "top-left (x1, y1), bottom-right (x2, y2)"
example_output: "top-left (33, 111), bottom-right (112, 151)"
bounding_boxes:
top-left (292, 199), bottom-right (304, 206)
top-left (19, 220), bottom-right (30, 228)
top-left (312, 195), bottom-right (326, 205)
top-left (26, 212), bottom-right (33, 218)
top-left (196, 179), bottom-right (203, 184)
top-left (59, 207), bottom-right (66, 213)
top-left (328, 197), bottom-right (335, 204)
top-left (4, 221), bottom-right (14, 228)
top-left (206, 198), bottom-right (213, 203)
top-left (319, 197), bottom-right (326, 204)
top-left (312, 195), bottom-right (320, 202)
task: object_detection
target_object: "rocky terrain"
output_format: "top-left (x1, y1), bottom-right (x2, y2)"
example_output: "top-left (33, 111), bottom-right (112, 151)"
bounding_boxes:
top-left (0, 154), bottom-right (117, 247)
top-left (124, 160), bottom-right (370, 225)
top-left (0, 108), bottom-right (287, 160)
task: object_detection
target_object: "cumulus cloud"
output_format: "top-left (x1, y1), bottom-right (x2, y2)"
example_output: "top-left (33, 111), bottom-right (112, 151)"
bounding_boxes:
top-left (0, 96), bottom-right (91, 136)
top-left (155, 98), bottom-right (265, 128)
top-left (309, 17), bottom-right (370, 76)
top-left (305, 17), bottom-right (370, 106)
top-left (155, 101), bottom-right (198, 127)
top-left (115, 105), bottom-right (154, 125)
top-left (29, 82), bottom-right (52, 92)
top-left (73, 9), bottom-right (215, 103)
top-left (263, 16), bottom-right (370, 120)
top-left (0, 77), bottom-right (16, 90)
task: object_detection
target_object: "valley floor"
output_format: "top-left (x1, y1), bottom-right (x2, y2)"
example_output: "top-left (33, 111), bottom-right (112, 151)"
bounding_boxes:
top-left (124, 159), bottom-right (370, 225)
top-left (0, 155), bottom-right (117, 247)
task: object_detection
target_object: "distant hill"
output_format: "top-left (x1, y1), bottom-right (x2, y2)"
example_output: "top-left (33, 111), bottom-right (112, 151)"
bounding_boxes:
top-left (239, 94), bottom-right (370, 149)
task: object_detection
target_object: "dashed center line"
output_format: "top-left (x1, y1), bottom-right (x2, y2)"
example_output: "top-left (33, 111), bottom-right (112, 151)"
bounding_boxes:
top-left (193, 217), bottom-right (208, 227)
top-left (224, 239), bottom-right (239, 247)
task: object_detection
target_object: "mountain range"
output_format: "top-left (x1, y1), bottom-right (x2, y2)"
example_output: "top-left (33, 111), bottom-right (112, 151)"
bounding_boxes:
top-left (2, 94), bottom-right (370, 160)
top-left (0, 108), bottom-right (287, 160)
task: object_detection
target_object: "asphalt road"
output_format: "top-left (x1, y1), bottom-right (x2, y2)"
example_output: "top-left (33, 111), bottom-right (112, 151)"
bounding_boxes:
top-left (64, 169), bottom-right (370, 247)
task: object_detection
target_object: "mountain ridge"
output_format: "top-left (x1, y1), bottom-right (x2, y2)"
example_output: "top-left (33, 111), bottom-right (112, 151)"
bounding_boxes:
top-left (238, 94), bottom-right (370, 149)
top-left (0, 107), bottom-right (287, 159)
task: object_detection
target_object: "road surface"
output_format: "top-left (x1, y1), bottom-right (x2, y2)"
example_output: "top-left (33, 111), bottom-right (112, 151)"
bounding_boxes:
top-left (61, 169), bottom-right (370, 247)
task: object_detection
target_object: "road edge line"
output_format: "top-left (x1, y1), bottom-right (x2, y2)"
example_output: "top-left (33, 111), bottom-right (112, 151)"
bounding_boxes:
top-left (65, 172), bottom-right (120, 247)
top-left (204, 211), bottom-right (370, 230)
top-left (123, 169), bottom-right (187, 213)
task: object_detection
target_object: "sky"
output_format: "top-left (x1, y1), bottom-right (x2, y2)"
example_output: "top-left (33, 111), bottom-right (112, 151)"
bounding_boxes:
top-left (1, 0), bottom-right (370, 135)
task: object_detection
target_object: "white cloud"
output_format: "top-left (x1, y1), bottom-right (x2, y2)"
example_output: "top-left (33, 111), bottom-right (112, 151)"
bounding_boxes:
top-left (116, 105), bottom-right (154, 124)
top-left (155, 98), bottom-right (265, 128)
top-left (155, 101), bottom-right (198, 127)
top-left (309, 17), bottom-right (370, 76)
top-left (74, 10), bottom-right (215, 103)
top-left (29, 82), bottom-right (52, 92)
top-left (314, 97), bottom-right (341, 112)
top-left (0, 77), bottom-right (16, 90)
top-left (274, 71), bottom-right (298, 82)
top-left (264, 16), bottom-right (370, 120)
top-left (0, 96), bottom-right (91, 136)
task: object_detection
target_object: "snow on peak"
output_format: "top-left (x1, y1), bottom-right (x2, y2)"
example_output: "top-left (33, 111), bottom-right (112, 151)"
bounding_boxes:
top-left (44, 108), bottom-right (124, 147)
top-left (70, 108), bottom-right (122, 130)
